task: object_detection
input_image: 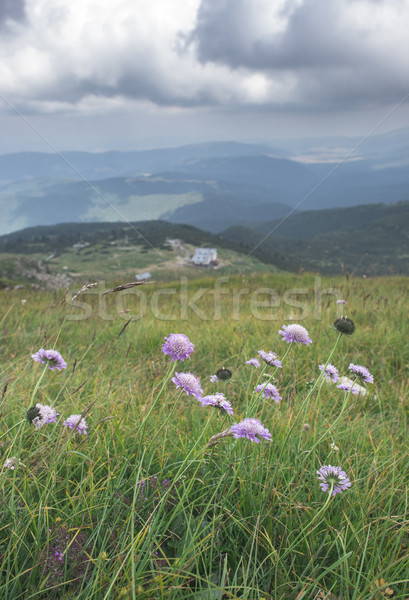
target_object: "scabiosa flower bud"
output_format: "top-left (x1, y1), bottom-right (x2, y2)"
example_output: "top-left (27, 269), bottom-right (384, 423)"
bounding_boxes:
top-left (230, 418), bottom-right (272, 443)
top-left (171, 372), bottom-right (203, 398)
top-left (63, 414), bottom-right (88, 435)
top-left (316, 465), bottom-right (351, 496)
top-left (302, 423), bottom-right (311, 432)
top-left (257, 351), bottom-right (282, 368)
top-left (215, 367), bottom-right (232, 381)
top-left (31, 349), bottom-right (67, 371)
top-left (245, 358), bottom-right (260, 368)
top-left (333, 317), bottom-right (355, 336)
top-left (319, 363), bottom-right (340, 383)
top-left (254, 382), bottom-right (282, 402)
top-left (199, 393), bottom-right (234, 416)
top-left (348, 363), bottom-right (374, 384)
top-left (279, 324), bottom-right (312, 345)
top-left (161, 334), bottom-right (194, 362)
top-left (27, 406), bottom-right (41, 424)
top-left (27, 403), bottom-right (58, 429)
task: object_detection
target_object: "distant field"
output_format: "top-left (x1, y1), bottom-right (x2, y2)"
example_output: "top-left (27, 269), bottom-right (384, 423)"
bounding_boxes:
top-left (0, 273), bottom-right (408, 599)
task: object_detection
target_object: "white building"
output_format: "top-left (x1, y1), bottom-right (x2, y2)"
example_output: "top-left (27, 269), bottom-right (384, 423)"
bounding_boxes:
top-left (192, 248), bottom-right (218, 266)
top-left (135, 272), bottom-right (152, 281)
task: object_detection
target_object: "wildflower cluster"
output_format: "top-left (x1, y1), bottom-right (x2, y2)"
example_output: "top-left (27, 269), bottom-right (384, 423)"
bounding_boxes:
top-left (318, 357), bottom-right (374, 397)
top-left (27, 350), bottom-right (89, 435)
top-left (189, 322), bottom-right (354, 495)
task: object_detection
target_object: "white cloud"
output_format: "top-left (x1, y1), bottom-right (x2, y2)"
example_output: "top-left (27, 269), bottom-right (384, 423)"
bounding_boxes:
top-left (0, 0), bottom-right (408, 114)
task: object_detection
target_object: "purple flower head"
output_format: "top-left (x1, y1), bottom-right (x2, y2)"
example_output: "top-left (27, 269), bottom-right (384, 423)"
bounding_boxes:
top-left (257, 351), bottom-right (282, 368)
top-left (336, 380), bottom-right (367, 396)
top-left (27, 403), bottom-right (59, 429)
top-left (348, 363), bottom-right (374, 384)
top-left (319, 363), bottom-right (340, 383)
top-left (162, 334), bottom-right (194, 362)
top-left (54, 551), bottom-right (63, 562)
top-left (254, 382), bottom-right (282, 402)
top-left (317, 465), bottom-right (351, 496)
top-left (336, 299), bottom-right (347, 304)
top-left (279, 324), bottom-right (312, 346)
top-left (63, 414), bottom-right (88, 435)
top-left (31, 349), bottom-right (67, 371)
top-left (199, 393), bottom-right (234, 416)
top-left (230, 418), bottom-right (272, 443)
top-left (171, 372), bottom-right (203, 398)
top-left (210, 375), bottom-right (218, 382)
top-left (4, 457), bottom-right (20, 470)
top-left (245, 358), bottom-right (260, 368)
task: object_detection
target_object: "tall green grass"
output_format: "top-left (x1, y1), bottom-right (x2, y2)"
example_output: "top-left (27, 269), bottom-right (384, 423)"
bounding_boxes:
top-left (0, 273), bottom-right (408, 599)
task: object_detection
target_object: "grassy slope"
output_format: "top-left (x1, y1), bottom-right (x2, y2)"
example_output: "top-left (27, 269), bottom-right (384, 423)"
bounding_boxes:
top-left (0, 221), bottom-right (277, 287)
top-left (222, 201), bottom-right (409, 276)
top-left (0, 273), bottom-right (408, 598)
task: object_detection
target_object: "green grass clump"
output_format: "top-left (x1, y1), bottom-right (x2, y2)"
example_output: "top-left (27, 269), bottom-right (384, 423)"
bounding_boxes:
top-left (0, 273), bottom-right (408, 599)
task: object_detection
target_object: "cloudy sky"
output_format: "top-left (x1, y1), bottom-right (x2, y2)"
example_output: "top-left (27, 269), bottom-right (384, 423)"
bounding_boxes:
top-left (0, 0), bottom-right (408, 152)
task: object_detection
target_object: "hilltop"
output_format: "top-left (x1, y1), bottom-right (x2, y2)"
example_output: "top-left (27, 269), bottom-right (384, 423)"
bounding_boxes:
top-left (0, 220), bottom-right (276, 288)
top-left (222, 201), bottom-right (409, 276)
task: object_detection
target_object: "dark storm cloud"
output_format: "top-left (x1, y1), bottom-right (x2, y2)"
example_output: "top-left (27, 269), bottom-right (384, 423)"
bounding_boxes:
top-left (0, 0), bottom-right (26, 27)
top-left (189, 0), bottom-right (409, 107)
top-left (0, 0), bottom-right (408, 114)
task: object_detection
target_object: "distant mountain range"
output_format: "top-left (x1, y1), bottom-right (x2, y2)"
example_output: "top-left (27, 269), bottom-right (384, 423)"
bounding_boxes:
top-left (0, 131), bottom-right (408, 236)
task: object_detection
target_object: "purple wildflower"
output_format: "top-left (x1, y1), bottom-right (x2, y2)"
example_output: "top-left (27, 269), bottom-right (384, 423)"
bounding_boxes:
top-left (336, 299), bottom-right (347, 304)
top-left (279, 324), bottom-right (312, 345)
top-left (63, 414), bottom-right (88, 435)
top-left (171, 372), bottom-right (203, 398)
top-left (31, 349), bottom-right (67, 371)
top-left (162, 333), bottom-right (194, 362)
top-left (54, 551), bottom-right (63, 562)
top-left (27, 403), bottom-right (59, 429)
top-left (336, 381), bottom-right (366, 396)
top-left (230, 418), bottom-right (272, 443)
top-left (210, 375), bottom-right (218, 382)
top-left (199, 393), bottom-right (234, 416)
top-left (245, 358), bottom-right (260, 368)
top-left (4, 457), bottom-right (20, 470)
top-left (319, 363), bottom-right (340, 383)
top-left (257, 351), bottom-right (282, 368)
top-left (254, 382), bottom-right (282, 402)
top-left (348, 363), bottom-right (374, 384)
top-left (316, 465), bottom-right (351, 496)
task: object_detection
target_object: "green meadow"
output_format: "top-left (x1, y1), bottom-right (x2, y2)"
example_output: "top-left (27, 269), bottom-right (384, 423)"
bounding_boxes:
top-left (0, 273), bottom-right (408, 599)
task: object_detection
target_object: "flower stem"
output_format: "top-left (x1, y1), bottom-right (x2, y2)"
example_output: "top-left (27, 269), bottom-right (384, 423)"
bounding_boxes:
top-left (30, 364), bottom-right (48, 404)
top-left (279, 332), bottom-right (343, 456)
